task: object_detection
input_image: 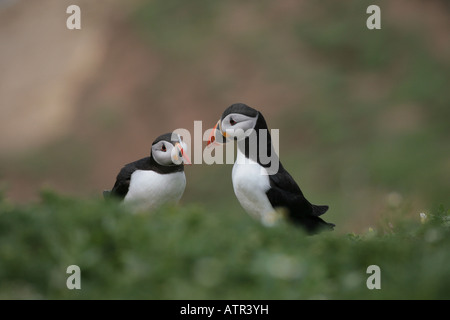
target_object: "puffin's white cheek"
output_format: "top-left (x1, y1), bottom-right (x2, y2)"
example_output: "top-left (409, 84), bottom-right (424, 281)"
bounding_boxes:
top-left (171, 147), bottom-right (182, 165)
top-left (226, 128), bottom-right (247, 141)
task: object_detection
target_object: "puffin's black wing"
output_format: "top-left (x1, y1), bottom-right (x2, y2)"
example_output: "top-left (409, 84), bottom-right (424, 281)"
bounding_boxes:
top-left (266, 166), bottom-right (313, 214)
top-left (108, 157), bottom-right (152, 200)
top-left (266, 164), bottom-right (333, 234)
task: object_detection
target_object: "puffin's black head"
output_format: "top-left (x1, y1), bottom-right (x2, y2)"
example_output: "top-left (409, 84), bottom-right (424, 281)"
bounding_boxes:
top-left (220, 103), bottom-right (258, 121)
top-left (208, 103), bottom-right (267, 146)
top-left (151, 132), bottom-right (191, 166)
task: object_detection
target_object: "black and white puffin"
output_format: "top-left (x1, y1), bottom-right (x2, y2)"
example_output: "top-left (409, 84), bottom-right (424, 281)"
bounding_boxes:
top-left (208, 103), bottom-right (334, 234)
top-left (104, 133), bottom-right (190, 211)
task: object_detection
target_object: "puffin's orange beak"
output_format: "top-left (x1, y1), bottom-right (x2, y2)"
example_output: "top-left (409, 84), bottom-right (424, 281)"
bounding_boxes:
top-left (207, 120), bottom-right (220, 147)
top-left (180, 145), bottom-right (191, 165)
top-left (175, 142), bottom-right (191, 165)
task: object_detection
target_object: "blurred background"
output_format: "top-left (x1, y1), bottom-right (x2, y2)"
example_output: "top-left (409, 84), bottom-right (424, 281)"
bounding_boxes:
top-left (0, 0), bottom-right (449, 233)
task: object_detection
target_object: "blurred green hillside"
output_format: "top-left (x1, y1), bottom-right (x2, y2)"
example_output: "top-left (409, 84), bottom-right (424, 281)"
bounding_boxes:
top-left (0, 192), bottom-right (449, 299)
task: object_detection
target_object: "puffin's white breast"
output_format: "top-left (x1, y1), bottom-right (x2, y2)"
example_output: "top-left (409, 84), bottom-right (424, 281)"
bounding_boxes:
top-left (232, 149), bottom-right (277, 226)
top-left (124, 170), bottom-right (186, 211)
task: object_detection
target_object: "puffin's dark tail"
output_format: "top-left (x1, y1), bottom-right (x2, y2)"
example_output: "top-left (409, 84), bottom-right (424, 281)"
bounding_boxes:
top-left (312, 204), bottom-right (329, 217)
top-left (323, 220), bottom-right (335, 230)
top-left (298, 205), bottom-right (334, 234)
top-left (309, 216), bottom-right (335, 235)
top-left (291, 214), bottom-right (335, 235)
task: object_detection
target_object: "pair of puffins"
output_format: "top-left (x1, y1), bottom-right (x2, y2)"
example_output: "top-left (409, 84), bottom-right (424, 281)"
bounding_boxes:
top-left (104, 103), bottom-right (334, 234)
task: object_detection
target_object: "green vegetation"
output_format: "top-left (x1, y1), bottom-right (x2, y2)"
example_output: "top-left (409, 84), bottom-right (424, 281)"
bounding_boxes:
top-left (0, 191), bottom-right (449, 299)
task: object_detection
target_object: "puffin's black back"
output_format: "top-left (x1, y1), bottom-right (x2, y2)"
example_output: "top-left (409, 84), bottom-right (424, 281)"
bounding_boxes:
top-left (109, 157), bottom-right (153, 199)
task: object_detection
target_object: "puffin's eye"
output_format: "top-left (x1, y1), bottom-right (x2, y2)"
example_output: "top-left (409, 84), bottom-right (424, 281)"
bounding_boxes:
top-left (161, 144), bottom-right (167, 152)
top-left (230, 118), bottom-right (236, 126)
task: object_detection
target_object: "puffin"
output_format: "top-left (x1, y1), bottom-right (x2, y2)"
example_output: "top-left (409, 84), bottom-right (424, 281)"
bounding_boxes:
top-left (104, 132), bottom-right (191, 211)
top-left (207, 103), bottom-right (334, 234)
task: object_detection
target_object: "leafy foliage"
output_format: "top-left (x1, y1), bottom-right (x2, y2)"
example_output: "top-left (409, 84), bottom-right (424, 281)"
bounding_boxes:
top-left (0, 192), bottom-right (449, 299)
